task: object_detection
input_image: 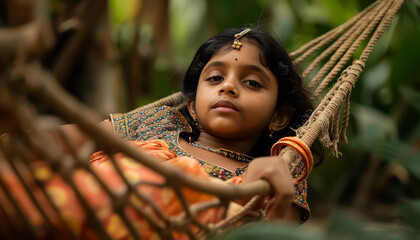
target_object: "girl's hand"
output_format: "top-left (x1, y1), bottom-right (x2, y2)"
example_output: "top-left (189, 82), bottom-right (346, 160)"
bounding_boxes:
top-left (245, 155), bottom-right (300, 221)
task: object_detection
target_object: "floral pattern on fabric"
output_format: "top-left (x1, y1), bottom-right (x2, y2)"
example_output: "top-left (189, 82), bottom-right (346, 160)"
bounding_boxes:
top-left (110, 106), bottom-right (310, 223)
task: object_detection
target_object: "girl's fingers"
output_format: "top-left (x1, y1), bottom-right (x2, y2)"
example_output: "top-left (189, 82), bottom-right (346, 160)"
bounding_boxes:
top-left (265, 191), bottom-right (294, 219)
top-left (245, 156), bottom-right (296, 220)
top-left (264, 158), bottom-right (295, 219)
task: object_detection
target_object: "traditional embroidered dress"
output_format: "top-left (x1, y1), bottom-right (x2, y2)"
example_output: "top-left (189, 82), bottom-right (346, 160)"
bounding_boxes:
top-left (110, 106), bottom-right (310, 223)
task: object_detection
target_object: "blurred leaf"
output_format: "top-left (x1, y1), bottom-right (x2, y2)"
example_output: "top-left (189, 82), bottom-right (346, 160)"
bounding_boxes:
top-left (399, 199), bottom-right (420, 230)
top-left (400, 87), bottom-right (420, 113)
top-left (388, 20), bottom-right (420, 93)
top-left (109, 0), bottom-right (142, 53)
top-left (295, 1), bottom-right (330, 25)
top-left (406, 0), bottom-right (420, 26)
top-left (112, 21), bottom-right (136, 52)
top-left (216, 222), bottom-right (322, 240)
top-left (381, 139), bottom-right (420, 179)
top-left (327, 210), bottom-right (418, 239)
top-left (109, 0), bottom-right (141, 25)
top-left (169, 0), bottom-right (207, 66)
top-left (271, 1), bottom-right (295, 42)
top-left (361, 60), bottom-right (391, 104)
top-left (327, 210), bottom-right (371, 239)
top-left (317, 0), bottom-right (359, 26)
top-left (366, 15), bottom-right (399, 65)
top-left (208, 0), bottom-right (265, 30)
top-left (349, 104), bottom-right (397, 144)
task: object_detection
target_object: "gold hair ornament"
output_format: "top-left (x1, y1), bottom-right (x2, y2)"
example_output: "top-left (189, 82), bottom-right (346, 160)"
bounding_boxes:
top-left (232, 28), bottom-right (252, 50)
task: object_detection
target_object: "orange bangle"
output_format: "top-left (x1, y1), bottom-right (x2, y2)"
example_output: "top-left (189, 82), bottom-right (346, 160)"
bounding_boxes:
top-left (271, 137), bottom-right (313, 183)
top-left (280, 137), bottom-right (313, 173)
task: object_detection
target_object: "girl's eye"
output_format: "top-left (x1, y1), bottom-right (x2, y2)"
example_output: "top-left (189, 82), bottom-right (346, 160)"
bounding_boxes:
top-left (243, 80), bottom-right (263, 88)
top-left (206, 76), bottom-right (224, 82)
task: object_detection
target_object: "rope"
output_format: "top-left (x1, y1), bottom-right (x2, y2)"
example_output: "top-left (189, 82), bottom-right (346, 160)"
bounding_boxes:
top-left (210, 196), bottom-right (264, 231)
top-left (130, 92), bottom-right (186, 113)
top-left (312, 0), bottom-right (392, 97)
top-left (360, 0), bottom-right (405, 62)
top-left (340, 87), bottom-right (352, 143)
top-left (294, 60), bottom-right (365, 158)
top-left (293, 0), bottom-right (405, 159)
top-left (290, 0), bottom-right (381, 62)
top-left (301, 20), bottom-right (362, 80)
top-left (306, 17), bottom-right (367, 90)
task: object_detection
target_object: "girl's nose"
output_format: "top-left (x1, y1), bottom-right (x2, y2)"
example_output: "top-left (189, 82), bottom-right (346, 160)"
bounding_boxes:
top-left (218, 79), bottom-right (238, 97)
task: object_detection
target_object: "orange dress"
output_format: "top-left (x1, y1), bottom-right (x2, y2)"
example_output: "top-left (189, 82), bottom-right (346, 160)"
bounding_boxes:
top-left (0, 140), bottom-right (242, 239)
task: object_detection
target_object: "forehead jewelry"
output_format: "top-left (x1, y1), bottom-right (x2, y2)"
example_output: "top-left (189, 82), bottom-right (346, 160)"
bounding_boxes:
top-left (232, 28), bottom-right (252, 50)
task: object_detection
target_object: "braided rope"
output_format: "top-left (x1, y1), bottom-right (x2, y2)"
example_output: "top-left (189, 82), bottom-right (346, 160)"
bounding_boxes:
top-left (301, 20), bottom-right (362, 80)
top-left (360, 0), bottom-right (405, 62)
top-left (306, 18), bottom-right (367, 90)
top-left (293, 60), bottom-right (365, 159)
top-left (291, 0), bottom-right (405, 160)
top-left (340, 87), bottom-right (352, 143)
top-left (130, 92), bottom-right (186, 113)
top-left (290, 0), bottom-right (381, 62)
top-left (210, 196), bottom-right (263, 232)
top-left (312, 0), bottom-right (393, 98)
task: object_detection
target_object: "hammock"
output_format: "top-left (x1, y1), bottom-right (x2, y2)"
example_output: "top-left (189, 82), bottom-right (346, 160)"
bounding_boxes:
top-left (0, 0), bottom-right (405, 239)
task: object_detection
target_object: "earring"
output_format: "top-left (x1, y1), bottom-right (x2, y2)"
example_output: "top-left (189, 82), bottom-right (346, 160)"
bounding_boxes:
top-left (269, 129), bottom-right (274, 139)
top-left (190, 116), bottom-right (199, 143)
top-left (193, 117), bottom-right (199, 128)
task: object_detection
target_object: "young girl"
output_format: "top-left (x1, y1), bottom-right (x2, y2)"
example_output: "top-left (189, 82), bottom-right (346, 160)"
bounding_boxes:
top-left (0, 27), bottom-right (315, 239)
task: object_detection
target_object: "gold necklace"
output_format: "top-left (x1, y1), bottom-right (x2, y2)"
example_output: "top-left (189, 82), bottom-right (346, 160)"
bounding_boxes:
top-left (189, 142), bottom-right (253, 163)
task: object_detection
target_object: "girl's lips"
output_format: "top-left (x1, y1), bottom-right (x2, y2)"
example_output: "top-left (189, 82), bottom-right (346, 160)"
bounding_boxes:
top-left (211, 100), bottom-right (239, 112)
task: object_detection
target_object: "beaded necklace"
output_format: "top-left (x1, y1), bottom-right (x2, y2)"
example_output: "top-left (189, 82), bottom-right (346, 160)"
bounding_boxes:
top-left (189, 142), bottom-right (253, 163)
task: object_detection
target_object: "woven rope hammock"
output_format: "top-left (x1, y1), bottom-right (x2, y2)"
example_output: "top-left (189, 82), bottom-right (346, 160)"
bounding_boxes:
top-left (0, 0), bottom-right (406, 239)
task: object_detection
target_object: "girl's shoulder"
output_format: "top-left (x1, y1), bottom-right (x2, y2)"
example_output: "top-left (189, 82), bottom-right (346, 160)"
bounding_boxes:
top-left (109, 106), bottom-right (192, 141)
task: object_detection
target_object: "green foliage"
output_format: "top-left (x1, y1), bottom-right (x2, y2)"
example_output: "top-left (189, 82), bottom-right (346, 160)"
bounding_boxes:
top-left (326, 210), bottom-right (419, 240)
top-left (109, 0), bottom-right (139, 25)
top-left (217, 209), bottom-right (419, 240)
top-left (400, 87), bottom-right (420, 113)
top-left (208, 0), bottom-right (265, 30)
top-left (216, 222), bottom-right (322, 240)
top-left (381, 139), bottom-right (420, 179)
top-left (317, 0), bottom-right (359, 26)
top-left (169, 0), bottom-right (207, 66)
top-left (399, 199), bottom-right (420, 230)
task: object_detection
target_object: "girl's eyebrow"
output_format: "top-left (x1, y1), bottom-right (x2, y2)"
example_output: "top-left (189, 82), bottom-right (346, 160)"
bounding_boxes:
top-left (203, 61), bottom-right (271, 83)
top-left (203, 61), bottom-right (225, 73)
top-left (243, 65), bottom-right (271, 82)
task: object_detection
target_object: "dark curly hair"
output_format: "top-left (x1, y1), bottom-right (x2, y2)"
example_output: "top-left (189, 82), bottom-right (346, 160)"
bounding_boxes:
top-left (181, 26), bottom-right (319, 159)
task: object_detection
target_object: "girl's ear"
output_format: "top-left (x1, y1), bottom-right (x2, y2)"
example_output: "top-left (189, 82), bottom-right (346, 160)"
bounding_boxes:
top-left (269, 107), bottom-right (293, 131)
top-left (187, 99), bottom-right (197, 119)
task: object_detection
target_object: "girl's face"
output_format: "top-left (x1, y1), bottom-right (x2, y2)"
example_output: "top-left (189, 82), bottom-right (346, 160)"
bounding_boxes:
top-left (191, 41), bottom-right (279, 141)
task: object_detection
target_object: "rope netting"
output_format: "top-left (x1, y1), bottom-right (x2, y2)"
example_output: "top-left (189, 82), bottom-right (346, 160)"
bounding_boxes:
top-left (0, 0), bottom-right (405, 239)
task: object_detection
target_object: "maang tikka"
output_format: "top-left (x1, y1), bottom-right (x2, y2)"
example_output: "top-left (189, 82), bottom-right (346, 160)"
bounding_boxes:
top-left (232, 28), bottom-right (252, 50)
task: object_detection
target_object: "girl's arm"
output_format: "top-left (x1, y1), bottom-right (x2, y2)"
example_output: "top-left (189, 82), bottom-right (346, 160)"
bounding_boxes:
top-left (245, 155), bottom-right (301, 222)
